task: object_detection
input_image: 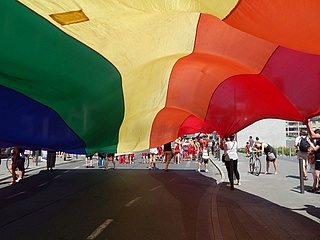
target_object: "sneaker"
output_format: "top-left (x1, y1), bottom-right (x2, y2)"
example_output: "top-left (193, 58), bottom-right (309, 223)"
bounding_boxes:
top-left (237, 182), bottom-right (241, 186)
top-left (205, 169), bottom-right (209, 173)
top-left (15, 177), bottom-right (22, 183)
top-left (196, 169), bottom-right (200, 172)
top-left (226, 183), bottom-right (231, 187)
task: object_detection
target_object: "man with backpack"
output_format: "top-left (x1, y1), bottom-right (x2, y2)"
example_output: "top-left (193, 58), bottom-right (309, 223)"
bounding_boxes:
top-left (295, 130), bottom-right (310, 180)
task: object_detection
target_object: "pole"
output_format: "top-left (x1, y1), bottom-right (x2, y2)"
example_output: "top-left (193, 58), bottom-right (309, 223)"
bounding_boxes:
top-left (299, 157), bottom-right (304, 194)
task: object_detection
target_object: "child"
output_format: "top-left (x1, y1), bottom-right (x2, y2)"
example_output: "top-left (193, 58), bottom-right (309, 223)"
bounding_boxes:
top-left (307, 147), bottom-right (318, 192)
top-left (245, 141), bottom-right (251, 157)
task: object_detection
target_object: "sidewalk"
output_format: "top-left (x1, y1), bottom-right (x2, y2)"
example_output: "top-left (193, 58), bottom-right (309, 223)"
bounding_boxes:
top-left (210, 152), bottom-right (320, 239)
top-left (0, 155), bottom-right (84, 182)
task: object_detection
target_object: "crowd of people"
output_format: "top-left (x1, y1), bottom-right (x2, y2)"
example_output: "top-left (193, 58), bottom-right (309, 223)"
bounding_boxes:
top-left (141, 134), bottom-right (216, 172)
top-left (6, 119), bottom-right (320, 192)
top-left (81, 135), bottom-right (216, 173)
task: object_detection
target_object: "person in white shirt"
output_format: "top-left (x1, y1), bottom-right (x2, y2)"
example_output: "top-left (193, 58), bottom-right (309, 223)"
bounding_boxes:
top-left (294, 130), bottom-right (309, 180)
top-left (223, 135), bottom-right (241, 186)
top-left (149, 148), bottom-right (158, 170)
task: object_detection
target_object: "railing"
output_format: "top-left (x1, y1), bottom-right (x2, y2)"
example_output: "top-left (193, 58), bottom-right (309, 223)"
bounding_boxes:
top-left (238, 147), bottom-right (297, 158)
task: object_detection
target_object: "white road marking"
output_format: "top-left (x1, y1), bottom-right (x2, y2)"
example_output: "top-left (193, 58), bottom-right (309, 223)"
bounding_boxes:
top-left (54, 175), bottom-right (61, 179)
top-left (6, 191), bottom-right (26, 199)
top-left (86, 219), bottom-right (114, 239)
top-left (64, 170), bottom-right (70, 173)
top-left (38, 181), bottom-right (49, 187)
top-left (150, 185), bottom-right (162, 191)
top-left (169, 178), bottom-right (176, 182)
top-left (74, 166), bottom-right (80, 169)
top-left (125, 197), bottom-right (142, 207)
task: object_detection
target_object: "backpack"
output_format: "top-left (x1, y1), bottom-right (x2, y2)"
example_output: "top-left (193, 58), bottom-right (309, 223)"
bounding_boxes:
top-left (299, 137), bottom-right (310, 152)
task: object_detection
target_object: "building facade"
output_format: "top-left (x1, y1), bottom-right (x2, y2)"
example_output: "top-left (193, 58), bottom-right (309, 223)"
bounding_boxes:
top-left (237, 119), bottom-right (286, 148)
top-left (237, 116), bottom-right (320, 149)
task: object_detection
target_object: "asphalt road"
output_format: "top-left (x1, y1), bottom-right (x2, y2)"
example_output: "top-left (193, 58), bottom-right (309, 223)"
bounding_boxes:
top-left (0, 157), bottom-right (220, 240)
top-left (1, 152), bottom-right (319, 240)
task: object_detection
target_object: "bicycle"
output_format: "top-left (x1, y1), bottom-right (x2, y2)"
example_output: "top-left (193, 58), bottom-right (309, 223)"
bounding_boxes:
top-left (6, 155), bottom-right (30, 171)
top-left (248, 151), bottom-right (261, 176)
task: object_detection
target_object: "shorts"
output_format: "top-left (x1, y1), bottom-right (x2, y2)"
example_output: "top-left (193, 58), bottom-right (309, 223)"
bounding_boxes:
top-left (86, 154), bottom-right (94, 159)
top-left (297, 151), bottom-right (308, 166)
top-left (266, 150), bottom-right (277, 162)
top-left (13, 159), bottom-right (25, 171)
top-left (315, 160), bottom-right (320, 171)
top-left (198, 158), bottom-right (209, 164)
top-left (150, 153), bottom-right (157, 161)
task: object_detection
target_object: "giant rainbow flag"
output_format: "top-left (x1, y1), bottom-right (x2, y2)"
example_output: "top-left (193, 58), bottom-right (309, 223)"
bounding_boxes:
top-left (1, 0), bottom-right (320, 154)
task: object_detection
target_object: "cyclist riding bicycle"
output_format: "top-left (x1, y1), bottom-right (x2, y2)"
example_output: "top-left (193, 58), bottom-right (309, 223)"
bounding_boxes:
top-left (9, 147), bottom-right (25, 185)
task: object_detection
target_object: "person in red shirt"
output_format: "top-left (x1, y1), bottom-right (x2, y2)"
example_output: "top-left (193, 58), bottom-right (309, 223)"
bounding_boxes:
top-left (245, 141), bottom-right (251, 157)
top-left (188, 139), bottom-right (197, 161)
top-left (173, 138), bottom-right (182, 164)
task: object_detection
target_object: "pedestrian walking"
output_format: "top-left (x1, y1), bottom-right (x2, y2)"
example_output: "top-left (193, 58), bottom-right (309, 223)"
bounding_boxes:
top-left (245, 141), bottom-right (251, 157)
top-left (141, 152), bottom-right (148, 164)
top-left (188, 139), bottom-right (197, 161)
top-left (248, 136), bottom-right (254, 148)
top-left (174, 138), bottom-right (181, 164)
top-left (305, 120), bottom-right (320, 193)
top-left (306, 147), bottom-right (318, 192)
top-left (47, 150), bottom-right (56, 171)
top-left (98, 152), bottom-right (107, 168)
top-left (9, 147), bottom-right (25, 185)
top-left (85, 153), bottom-right (94, 168)
top-left (294, 130), bottom-right (310, 180)
top-left (128, 153), bottom-right (135, 164)
top-left (197, 146), bottom-right (209, 173)
top-left (163, 142), bottom-right (172, 171)
top-left (104, 153), bottom-right (116, 170)
top-left (149, 148), bottom-right (158, 170)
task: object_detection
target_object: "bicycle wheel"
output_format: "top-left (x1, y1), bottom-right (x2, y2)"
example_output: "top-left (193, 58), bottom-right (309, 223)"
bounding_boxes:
top-left (249, 157), bottom-right (254, 173)
top-left (253, 157), bottom-right (261, 176)
top-left (6, 156), bottom-right (29, 170)
top-left (6, 156), bottom-right (12, 170)
top-left (24, 157), bottom-right (29, 169)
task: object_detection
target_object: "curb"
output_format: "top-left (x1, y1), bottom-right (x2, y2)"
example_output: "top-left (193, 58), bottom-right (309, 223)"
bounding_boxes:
top-left (209, 156), bottom-right (226, 184)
